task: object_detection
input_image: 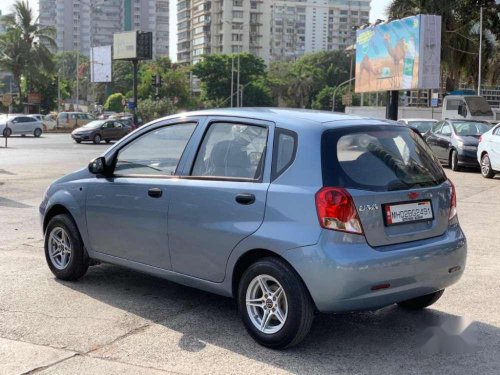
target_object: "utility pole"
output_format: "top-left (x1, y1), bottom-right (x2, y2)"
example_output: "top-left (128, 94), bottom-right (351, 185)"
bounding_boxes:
top-left (76, 14), bottom-right (80, 111)
top-left (230, 56), bottom-right (234, 108)
top-left (236, 54), bottom-right (240, 107)
top-left (478, 6), bottom-right (483, 96)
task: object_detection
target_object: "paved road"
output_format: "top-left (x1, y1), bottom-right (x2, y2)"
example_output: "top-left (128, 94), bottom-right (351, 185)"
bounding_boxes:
top-left (1, 134), bottom-right (499, 374)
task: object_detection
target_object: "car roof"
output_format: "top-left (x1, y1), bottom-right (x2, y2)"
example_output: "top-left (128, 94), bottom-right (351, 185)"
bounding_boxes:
top-left (400, 118), bottom-right (438, 122)
top-left (165, 108), bottom-right (400, 130)
top-left (447, 119), bottom-right (490, 124)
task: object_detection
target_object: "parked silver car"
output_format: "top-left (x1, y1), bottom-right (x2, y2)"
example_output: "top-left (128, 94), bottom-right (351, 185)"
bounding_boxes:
top-left (40, 109), bottom-right (466, 348)
top-left (0, 114), bottom-right (43, 137)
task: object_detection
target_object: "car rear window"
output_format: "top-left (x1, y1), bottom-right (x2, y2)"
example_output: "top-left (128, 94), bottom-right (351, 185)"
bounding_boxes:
top-left (322, 126), bottom-right (447, 192)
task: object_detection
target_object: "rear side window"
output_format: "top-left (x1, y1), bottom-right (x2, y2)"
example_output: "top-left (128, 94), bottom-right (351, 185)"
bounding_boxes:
top-left (272, 128), bottom-right (297, 180)
top-left (322, 126), bottom-right (446, 192)
top-left (191, 123), bottom-right (268, 180)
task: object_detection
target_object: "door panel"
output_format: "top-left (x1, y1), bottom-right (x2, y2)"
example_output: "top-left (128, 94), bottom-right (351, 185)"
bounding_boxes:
top-left (85, 121), bottom-right (199, 268)
top-left (168, 180), bottom-right (268, 281)
top-left (86, 178), bottom-right (172, 269)
top-left (168, 120), bottom-right (272, 282)
top-left (491, 129), bottom-right (500, 170)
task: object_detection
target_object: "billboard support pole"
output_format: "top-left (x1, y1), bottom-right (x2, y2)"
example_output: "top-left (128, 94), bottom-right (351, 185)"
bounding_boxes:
top-left (132, 59), bottom-right (138, 117)
top-left (386, 90), bottom-right (399, 120)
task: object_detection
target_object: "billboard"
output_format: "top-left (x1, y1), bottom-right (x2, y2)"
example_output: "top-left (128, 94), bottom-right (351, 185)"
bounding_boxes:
top-left (90, 45), bottom-right (112, 83)
top-left (113, 31), bottom-right (137, 60)
top-left (355, 15), bottom-right (441, 93)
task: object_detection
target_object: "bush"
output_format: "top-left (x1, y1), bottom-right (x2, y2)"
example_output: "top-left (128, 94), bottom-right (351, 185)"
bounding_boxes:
top-left (104, 93), bottom-right (125, 112)
top-left (137, 98), bottom-right (176, 123)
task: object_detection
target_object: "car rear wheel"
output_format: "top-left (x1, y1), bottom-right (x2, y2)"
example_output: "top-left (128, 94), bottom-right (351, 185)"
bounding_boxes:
top-left (93, 134), bottom-right (101, 144)
top-left (237, 257), bottom-right (314, 349)
top-left (105, 139), bottom-right (111, 144)
top-left (398, 290), bottom-right (444, 310)
top-left (3, 128), bottom-right (12, 137)
top-left (481, 153), bottom-right (495, 178)
top-left (450, 150), bottom-right (459, 171)
top-left (44, 214), bottom-right (89, 281)
top-left (34, 128), bottom-right (42, 137)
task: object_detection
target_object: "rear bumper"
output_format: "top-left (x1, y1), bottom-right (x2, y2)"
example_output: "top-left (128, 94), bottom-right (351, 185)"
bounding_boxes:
top-left (457, 149), bottom-right (479, 167)
top-left (283, 224), bottom-right (466, 312)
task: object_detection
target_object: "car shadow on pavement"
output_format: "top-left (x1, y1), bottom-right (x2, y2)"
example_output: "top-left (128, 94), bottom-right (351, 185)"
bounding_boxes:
top-left (61, 263), bottom-right (499, 374)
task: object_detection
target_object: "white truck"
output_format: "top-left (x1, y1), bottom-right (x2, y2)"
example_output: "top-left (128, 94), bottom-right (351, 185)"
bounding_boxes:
top-left (442, 95), bottom-right (499, 123)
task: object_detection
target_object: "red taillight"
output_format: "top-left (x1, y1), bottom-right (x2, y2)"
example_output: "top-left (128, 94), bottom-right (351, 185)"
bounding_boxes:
top-left (315, 187), bottom-right (363, 234)
top-left (448, 179), bottom-right (457, 220)
top-left (479, 135), bottom-right (483, 143)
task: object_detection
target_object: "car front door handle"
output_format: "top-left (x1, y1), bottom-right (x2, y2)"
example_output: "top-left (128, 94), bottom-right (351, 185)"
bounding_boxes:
top-left (235, 193), bottom-right (255, 205)
top-left (148, 188), bottom-right (163, 198)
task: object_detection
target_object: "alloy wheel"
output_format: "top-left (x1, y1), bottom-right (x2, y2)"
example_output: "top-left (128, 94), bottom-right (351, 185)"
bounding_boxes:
top-left (246, 274), bottom-right (288, 334)
top-left (48, 227), bottom-right (72, 270)
top-left (481, 155), bottom-right (491, 176)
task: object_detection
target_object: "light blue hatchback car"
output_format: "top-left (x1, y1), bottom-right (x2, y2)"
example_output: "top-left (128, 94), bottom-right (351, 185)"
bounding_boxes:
top-left (40, 109), bottom-right (467, 348)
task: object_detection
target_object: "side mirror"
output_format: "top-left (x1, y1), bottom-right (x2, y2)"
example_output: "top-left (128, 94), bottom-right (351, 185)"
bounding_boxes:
top-left (88, 156), bottom-right (106, 175)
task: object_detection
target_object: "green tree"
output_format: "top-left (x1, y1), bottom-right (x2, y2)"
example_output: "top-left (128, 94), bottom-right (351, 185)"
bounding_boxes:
top-left (0, 0), bottom-right (56, 109)
top-left (104, 93), bottom-right (125, 112)
top-left (312, 85), bottom-right (360, 112)
top-left (192, 53), bottom-right (267, 105)
top-left (137, 98), bottom-right (175, 123)
top-left (387, 0), bottom-right (500, 90)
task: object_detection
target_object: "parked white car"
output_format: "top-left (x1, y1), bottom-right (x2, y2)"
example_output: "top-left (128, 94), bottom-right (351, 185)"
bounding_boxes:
top-left (0, 114), bottom-right (43, 137)
top-left (477, 123), bottom-right (500, 178)
top-left (397, 118), bottom-right (438, 135)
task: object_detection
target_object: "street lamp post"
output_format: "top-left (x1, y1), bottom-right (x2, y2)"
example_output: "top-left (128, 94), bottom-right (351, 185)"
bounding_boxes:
top-left (477, 6), bottom-right (483, 96)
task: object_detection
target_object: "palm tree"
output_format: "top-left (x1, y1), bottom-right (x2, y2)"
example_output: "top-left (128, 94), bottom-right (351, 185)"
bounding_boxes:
top-left (386, 0), bottom-right (499, 91)
top-left (0, 0), bottom-right (56, 108)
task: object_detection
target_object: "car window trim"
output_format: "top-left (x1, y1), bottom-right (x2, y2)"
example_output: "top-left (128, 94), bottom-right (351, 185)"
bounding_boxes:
top-left (109, 120), bottom-right (199, 179)
top-left (188, 120), bottom-right (270, 183)
top-left (271, 127), bottom-right (298, 181)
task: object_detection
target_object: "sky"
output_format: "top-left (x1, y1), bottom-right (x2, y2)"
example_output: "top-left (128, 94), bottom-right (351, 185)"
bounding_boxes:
top-left (0, 0), bottom-right (391, 62)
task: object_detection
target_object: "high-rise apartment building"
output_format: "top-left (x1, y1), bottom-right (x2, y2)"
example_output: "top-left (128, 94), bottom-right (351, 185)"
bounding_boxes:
top-left (177, 0), bottom-right (271, 64)
top-left (178, 0), bottom-right (371, 64)
top-left (270, 0), bottom-right (370, 61)
top-left (39, 0), bottom-right (169, 57)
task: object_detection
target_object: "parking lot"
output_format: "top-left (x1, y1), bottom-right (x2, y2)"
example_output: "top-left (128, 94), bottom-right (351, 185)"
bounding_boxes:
top-left (1, 134), bottom-right (499, 374)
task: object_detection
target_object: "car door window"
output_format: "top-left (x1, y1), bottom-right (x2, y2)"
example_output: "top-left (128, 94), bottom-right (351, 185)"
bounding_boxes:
top-left (439, 124), bottom-right (452, 136)
top-left (191, 122), bottom-right (268, 180)
top-left (114, 123), bottom-right (196, 177)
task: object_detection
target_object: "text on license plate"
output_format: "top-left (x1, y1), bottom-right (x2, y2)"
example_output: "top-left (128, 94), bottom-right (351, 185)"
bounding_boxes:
top-left (384, 200), bottom-right (433, 225)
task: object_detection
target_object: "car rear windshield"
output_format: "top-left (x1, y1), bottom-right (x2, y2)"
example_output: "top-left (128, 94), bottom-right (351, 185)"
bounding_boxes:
top-left (408, 121), bottom-right (434, 134)
top-left (322, 126), bottom-right (447, 192)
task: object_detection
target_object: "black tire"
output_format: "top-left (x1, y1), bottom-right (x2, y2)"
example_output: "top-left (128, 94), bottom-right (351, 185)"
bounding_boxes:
top-left (44, 214), bottom-right (89, 281)
top-left (398, 290), bottom-right (444, 310)
top-left (34, 128), bottom-right (42, 137)
top-left (3, 127), bottom-right (12, 137)
top-left (450, 150), bottom-right (460, 171)
top-left (93, 134), bottom-right (101, 144)
top-left (105, 139), bottom-right (111, 144)
top-left (75, 140), bottom-right (82, 144)
top-left (237, 257), bottom-right (314, 349)
top-left (480, 153), bottom-right (495, 178)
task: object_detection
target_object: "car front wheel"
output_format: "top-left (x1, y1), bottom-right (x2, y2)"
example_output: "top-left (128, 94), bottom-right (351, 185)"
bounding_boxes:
top-left (450, 150), bottom-right (460, 171)
top-left (398, 290), bottom-right (444, 310)
top-left (237, 257), bottom-right (314, 349)
top-left (44, 214), bottom-right (89, 281)
top-left (481, 153), bottom-right (495, 178)
top-left (93, 134), bottom-right (101, 144)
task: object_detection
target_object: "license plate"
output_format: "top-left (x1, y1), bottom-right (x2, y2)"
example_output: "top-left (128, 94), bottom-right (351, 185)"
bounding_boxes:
top-left (383, 200), bottom-right (433, 226)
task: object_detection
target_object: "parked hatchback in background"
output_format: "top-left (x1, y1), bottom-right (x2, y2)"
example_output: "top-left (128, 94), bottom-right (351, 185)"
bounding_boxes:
top-left (71, 119), bottom-right (132, 144)
top-left (41, 109), bottom-right (466, 349)
top-left (0, 114), bottom-right (43, 137)
top-left (424, 119), bottom-right (492, 171)
top-left (398, 118), bottom-right (438, 135)
top-left (57, 112), bottom-right (94, 129)
top-left (477, 123), bottom-right (500, 178)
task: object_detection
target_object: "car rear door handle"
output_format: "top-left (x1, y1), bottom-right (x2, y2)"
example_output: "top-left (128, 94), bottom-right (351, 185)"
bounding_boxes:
top-left (235, 193), bottom-right (255, 205)
top-left (148, 188), bottom-right (163, 198)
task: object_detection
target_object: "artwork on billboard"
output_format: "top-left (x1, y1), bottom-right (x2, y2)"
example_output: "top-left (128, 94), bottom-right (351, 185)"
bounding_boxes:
top-left (90, 45), bottom-right (112, 83)
top-left (355, 15), bottom-right (441, 93)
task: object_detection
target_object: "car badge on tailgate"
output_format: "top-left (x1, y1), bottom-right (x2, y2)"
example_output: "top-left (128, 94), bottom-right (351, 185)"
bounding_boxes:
top-left (358, 204), bottom-right (379, 212)
top-left (408, 192), bottom-right (420, 200)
